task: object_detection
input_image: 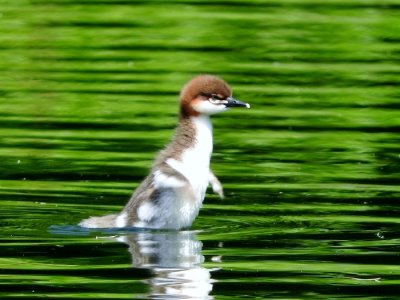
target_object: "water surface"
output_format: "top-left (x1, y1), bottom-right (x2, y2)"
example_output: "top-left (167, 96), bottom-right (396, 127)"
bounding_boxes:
top-left (1, 0), bottom-right (400, 299)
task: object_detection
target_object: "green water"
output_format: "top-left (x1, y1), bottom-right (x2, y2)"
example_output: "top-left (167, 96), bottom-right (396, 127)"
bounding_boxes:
top-left (1, 0), bottom-right (400, 299)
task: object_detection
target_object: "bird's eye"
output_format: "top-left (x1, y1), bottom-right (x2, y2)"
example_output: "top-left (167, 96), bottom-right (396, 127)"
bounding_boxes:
top-left (211, 94), bottom-right (223, 100)
top-left (208, 94), bottom-right (228, 105)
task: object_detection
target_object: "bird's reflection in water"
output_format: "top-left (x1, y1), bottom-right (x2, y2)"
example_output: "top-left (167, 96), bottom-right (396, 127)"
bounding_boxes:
top-left (117, 231), bottom-right (214, 299)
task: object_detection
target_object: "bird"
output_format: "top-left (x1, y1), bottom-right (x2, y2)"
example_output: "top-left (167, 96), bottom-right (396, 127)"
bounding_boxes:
top-left (79, 74), bottom-right (250, 230)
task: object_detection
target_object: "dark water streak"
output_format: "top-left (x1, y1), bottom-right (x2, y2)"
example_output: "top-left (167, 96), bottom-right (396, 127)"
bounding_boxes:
top-left (1, 0), bottom-right (400, 299)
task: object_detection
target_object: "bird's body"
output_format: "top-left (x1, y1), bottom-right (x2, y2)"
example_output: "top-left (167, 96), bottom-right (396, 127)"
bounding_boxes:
top-left (79, 75), bottom-right (249, 230)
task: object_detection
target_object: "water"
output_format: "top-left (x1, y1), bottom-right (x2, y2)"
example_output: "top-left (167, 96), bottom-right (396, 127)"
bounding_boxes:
top-left (1, 0), bottom-right (400, 299)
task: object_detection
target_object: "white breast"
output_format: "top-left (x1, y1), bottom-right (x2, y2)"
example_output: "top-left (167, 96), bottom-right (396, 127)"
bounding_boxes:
top-left (167, 115), bottom-right (213, 202)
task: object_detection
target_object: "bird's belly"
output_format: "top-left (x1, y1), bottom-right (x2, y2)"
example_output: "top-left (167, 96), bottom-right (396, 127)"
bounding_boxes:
top-left (186, 168), bottom-right (209, 201)
top-left (134, 186), bottom-right (203, 230)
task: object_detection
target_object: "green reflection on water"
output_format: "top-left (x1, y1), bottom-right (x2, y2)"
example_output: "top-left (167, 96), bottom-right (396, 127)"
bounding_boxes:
top-left (1, 0), bottom-right (400, 299)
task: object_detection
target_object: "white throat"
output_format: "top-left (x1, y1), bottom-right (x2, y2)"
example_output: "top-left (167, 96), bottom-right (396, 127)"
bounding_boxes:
top-left (190, 115), bottom-right (213, 161)
top-left (166, 115), bottom-right (213, 199)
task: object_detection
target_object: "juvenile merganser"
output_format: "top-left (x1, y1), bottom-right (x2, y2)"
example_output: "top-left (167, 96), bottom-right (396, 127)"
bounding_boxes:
top-left (79, 75), bottom-right (250, 230)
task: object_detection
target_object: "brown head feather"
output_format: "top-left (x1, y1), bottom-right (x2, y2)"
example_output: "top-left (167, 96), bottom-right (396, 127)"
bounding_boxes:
top-left (179, 75), bottom-right (232, 118)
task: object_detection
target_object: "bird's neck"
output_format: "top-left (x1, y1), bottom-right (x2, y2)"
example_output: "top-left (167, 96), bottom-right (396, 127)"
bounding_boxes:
top-left (175, 114), bottom-right (213, 159)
